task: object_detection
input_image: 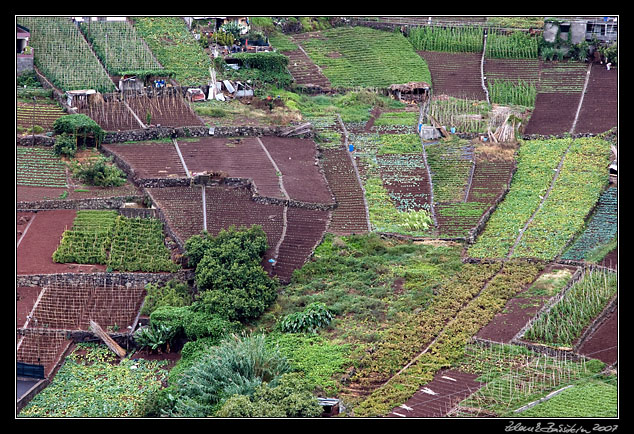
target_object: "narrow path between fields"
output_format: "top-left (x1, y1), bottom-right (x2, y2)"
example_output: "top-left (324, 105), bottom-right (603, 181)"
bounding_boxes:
top-left (172, 138), bottom-right (191, 178)
top-left (570, 63), bottom-right (593, 135)
top-left (256, 137), bottom-right (289, 261)
top-left (16, 212), bottom-right (36, 250)
top-left (507, 143), bottom-right (573, 258)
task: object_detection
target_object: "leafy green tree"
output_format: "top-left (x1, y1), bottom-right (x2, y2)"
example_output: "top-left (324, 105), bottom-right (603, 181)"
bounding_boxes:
top-left (185, 225), bottom-right (278, 323)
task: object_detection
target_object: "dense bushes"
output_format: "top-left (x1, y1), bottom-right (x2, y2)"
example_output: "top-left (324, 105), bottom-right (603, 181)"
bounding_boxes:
top-left (185, 225), bottom-right (278, 323)
top-left (166, 334), bottom-right (291, 417)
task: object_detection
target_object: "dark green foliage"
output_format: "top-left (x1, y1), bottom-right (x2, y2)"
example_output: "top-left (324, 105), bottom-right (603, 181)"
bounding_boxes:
top-left (17, 70), bottom-right (42, 88)
top-left (70, 156), bottom-right (126, 187)
top-left (168, 334), bottom-right (290, 417)
top-left (232, 52), bottom-right (288, 73)
top-left (141, 280), bottom-right (193, 316)
top-left (216, 372), bottom-right (323, 418)
top-left (133, 323), bottom-right (177, 353)
top-left (279, 302), bottom-right (334, 333)
top-left (52, 132), bottom-right (77, 157)
top-left (185, 226), bottom-right (278, 323)
top-left (149, 305), bottom-right (242, 342)
top-left (53, 113), bottom-right (105, 145)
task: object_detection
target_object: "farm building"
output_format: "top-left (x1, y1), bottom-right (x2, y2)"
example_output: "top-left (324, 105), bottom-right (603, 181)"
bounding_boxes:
top-left (184, 16), bottom-right (250, 33)
top-left (543, 16), bottom-right (618, 43)
top-left (16, 24), bottom-right (33, 74)
top-left (387, 81), bottom-right (431, 104)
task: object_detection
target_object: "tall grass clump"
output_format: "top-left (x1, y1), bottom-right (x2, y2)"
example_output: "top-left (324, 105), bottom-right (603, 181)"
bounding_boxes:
top-left (486, 30), bottom-right (539, 59)
top-left (488, 79), bottom-right (537, 107)
top-left (408, 25), bottom-right (484, 53)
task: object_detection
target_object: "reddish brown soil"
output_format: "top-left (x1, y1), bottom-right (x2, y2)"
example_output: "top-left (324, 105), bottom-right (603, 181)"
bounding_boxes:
top-left (574, 64), bottom-right (618, 135)
top-left (16, 286), bottom-right (42, 328)
top-left (576, 305), bottom-right (617, 365)
top-left (272, 206), bottom-right (330, 283)
top-left (145, 186), bottom-right (204, 245)
top-left (17, 183), bottom-right (142, 203)
top-left (177, 137), bottom-right (284, 200)
top-left (125, 93), bottom-right (204, 128)
top-left (484, 58), bottom-right (542, 85)
top-left (16, 209), bottom-right (107, 275)
top-left (388, 369), bottom-right (483, 418)
top-left (103, 141), bottom-right (188, 179)
top-left (524, 92), bottom-right (581, 135)
top-left (259, 136), bottom-right (334, 205)
top-left (76, 98), bottom-right (142, 131)
top-left (475, 264), bottom-right (579, 343)
top-left (600, 246), bottom-right (618, 270)
top-left (321, 147), bottom-right (369, 235)
top-left (418, 51), bottom-right (487, 100)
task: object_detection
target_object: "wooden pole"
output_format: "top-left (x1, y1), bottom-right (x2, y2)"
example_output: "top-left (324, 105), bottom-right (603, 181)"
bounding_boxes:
top-left (89, 320), bottom-right (127, 358)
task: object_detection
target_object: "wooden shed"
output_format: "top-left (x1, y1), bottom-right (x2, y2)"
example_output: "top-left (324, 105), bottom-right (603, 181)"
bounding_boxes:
top-left (387, 81), bottom-right (431, 104)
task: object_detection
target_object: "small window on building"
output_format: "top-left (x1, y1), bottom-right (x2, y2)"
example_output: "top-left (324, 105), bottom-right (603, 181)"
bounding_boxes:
top-left (559, 24), bottom-right (570, 33)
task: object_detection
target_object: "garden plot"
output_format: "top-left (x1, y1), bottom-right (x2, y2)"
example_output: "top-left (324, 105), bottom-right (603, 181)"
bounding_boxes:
top-left (272, 206), bottom-right (331, 283)
top-left (258, 136), bottom-right (334, 205)
top-left (417, 51), bottom-right (486, 101)
top-left (576, 304), bottom-right (617, 365)
top-left (17, 276), bottom-right (146, 378)
top-left (561, 186), bottom-right (617, 262)
top-left (452, 341), bottom-right (615, 417)
top-left (574, 63), bottom-right (618, 134)
top-left (78, 20), bottom-right (164, 76)
top-left (124, 92), bottom-right (204, 128)
top-left (389, 369), bottom-right (483, 418)
top-left (16, 209), bottom-right (109, 275)
top-left (17, 16), bottom-right (116, 93)
top-left (146, 186), bottom-right (204, 246)
top-left (51, 210), bottom-right (179, 273)
top-left (320, 147), bottom-right (369, 235)
top-left (484, 58), bottom-right (541, 85)
top-left (350, 132), bottom-right (434, 237)
top-left (75, 97), bottom-right (143, 132)
top-left (521, 268), bottom-right (617, 351)
top-left (102, 140), bottom-right (188, 180)
top-left (282, 40), bottom-right (331, 88)
top-left (476, 264), bottom-right (577, 343)
top-left (17, 146), bottom-right (67, 189)
top-left (203, 185), bottom-right (285, 271)
top-left (468, 137), bottom-right (610, 260)
top-left (17, 101), bottom-right (66, 133)
top-left (524, 61), bottom-right (587, 135)
top-left (298, 26), bottom-right (431, 89)
top-left (176, 137), bottom-right (283, 200)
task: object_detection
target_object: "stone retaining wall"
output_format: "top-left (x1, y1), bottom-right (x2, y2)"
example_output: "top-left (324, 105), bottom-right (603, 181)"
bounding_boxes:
top-left (16, 270), bottom-right (195, 289)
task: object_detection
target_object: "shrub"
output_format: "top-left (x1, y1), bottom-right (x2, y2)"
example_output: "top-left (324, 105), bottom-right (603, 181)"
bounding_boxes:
top-left (141, 280), bottom-right (193, 316)
top-left (133, 323), bottom-right (177, 353)
top-left (69, 156), bottom-right (126, 187)
top-left (279, 302), bottom-right (334, 333)
top-left (53, 113), bottom-right (105, 145)
top-left (52, 132), bottom-right (77, 157)
top-left (168, 333), bottom-right (290, 417)
top-left (216, 372), bottom-right (323, 417)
